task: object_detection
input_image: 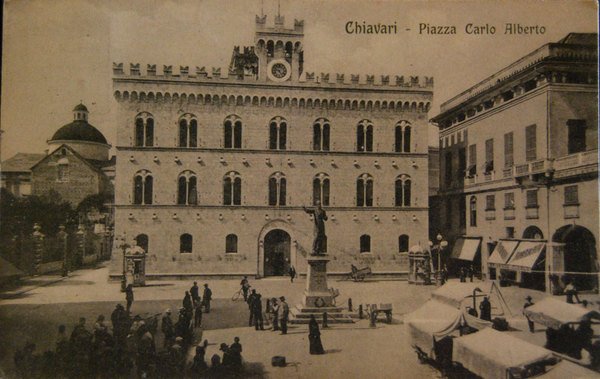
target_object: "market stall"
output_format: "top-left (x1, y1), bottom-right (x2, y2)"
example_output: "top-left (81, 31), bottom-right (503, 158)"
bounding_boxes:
top-left (523, 297), bottom-right (600, 329)
top-left (453, 328), bottom-right (558, 379)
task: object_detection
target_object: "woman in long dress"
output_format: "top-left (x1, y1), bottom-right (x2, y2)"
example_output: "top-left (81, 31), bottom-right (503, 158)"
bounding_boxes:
top-left (308, 315), bottom-right (325, 354)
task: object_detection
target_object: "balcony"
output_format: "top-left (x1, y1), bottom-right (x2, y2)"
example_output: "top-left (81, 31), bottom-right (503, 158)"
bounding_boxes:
top-left (553, 149), bottom-right (598, 178)
top-left (514, 159), bottom-right (553, 177)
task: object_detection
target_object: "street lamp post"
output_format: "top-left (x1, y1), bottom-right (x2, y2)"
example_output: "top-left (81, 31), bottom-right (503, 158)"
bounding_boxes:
top-left (120, 234), bottom-right (130, 292)
top-left (429, 233), bottom-right (448, 286)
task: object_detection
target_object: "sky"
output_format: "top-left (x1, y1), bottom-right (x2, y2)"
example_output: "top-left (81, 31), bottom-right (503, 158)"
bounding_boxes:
top-left (1, 0), bottom-right (597, 160)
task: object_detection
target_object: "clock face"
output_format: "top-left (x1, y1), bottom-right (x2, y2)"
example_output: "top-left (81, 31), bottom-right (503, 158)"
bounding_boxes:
top-left (271, 63), bottom-right (288, 79)
top-left (267, 60), bottom-right (292, 82)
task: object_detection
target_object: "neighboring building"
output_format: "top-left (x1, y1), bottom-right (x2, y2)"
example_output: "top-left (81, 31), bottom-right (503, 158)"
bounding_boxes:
top-left (432, 33), bottom-right (598, 292)
top-left (1, 104), bottom-right (114, 206)
top-left (428, 146), bottom-right (441, 241)
top-left (1, 153), bottom-right (46, 197)
top-left (110, 14), bottom-right (433, 279)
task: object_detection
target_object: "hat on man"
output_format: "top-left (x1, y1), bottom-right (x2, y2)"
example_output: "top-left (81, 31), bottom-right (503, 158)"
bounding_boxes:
top-left (165, 308), bottom-right (171, 314)
top-left (204, 283), bottom-right (208, 287)
top-left (279, 296), bottom-right (285, 301)
top-left (525, 295), bottom-right (533, 301)
top-left (175, 337), bottom-right (183, 343)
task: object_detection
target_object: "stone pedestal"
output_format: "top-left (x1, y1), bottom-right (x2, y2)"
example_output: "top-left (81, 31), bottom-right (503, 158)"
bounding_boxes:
top-left (291, 255), bottom-right (354, 324)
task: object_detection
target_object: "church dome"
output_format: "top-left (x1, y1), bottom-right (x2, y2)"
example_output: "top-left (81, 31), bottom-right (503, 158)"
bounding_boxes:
top-left (49, 103), bottom-right (108, 145)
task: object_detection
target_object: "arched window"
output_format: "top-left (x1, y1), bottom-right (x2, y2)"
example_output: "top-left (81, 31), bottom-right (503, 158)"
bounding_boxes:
top-left (313, 173), bottom-right (330, 206)
top-left (470, 196), bottom-right (477, 227)
top-left (224, 115), bottom-right (242, 149)
top-left (360, 234), bottom-right (371, 253)
top-left (356, 120), bottom-right (373, 152)
top-left (226, 234), bottom-right (238, 253)
top-left (268, 172), bottom-right (286, 206)
top-left (133, 170), bottom-right (153, 205)
top-left (135, 234), bottom-right (149, 254)
top-left (313, 118), bottom-right (330, 151)
top-left (269, 116), bottom-right (287, 150)
top-left (223, 171), bottom-right (242, 205)
top-left (135, 113), bottom-right (154, 147)
top-left (395, 120), bottom-right (411, 152)
top-left (180, 234), bottom-right (193, 254)
top-left (177, 171), bottom-right (198, 205)
top-left (178, 115), bottom-right (198, 148)
top-left (267, 40), bottom-right (274, 57)
top-left (399, 235), bottom-right (409, 253)
top-left (395, 175), bottom-right (412, 207)
top-left (356, 173), bottom-right (374, 207)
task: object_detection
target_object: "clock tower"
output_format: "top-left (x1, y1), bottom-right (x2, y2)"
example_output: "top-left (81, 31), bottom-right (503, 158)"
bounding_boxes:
top-left (254, 14), bottom-right (304, 83)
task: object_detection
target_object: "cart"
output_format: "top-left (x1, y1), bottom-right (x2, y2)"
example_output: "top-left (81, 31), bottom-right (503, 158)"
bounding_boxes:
top-left (349, 265), bottom-right (372, 281)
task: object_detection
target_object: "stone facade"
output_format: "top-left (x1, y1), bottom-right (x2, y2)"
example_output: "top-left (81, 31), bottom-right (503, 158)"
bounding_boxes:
top-left (432, 33), bottom-right (598, 292)
top-left (110, 15), bottom-right (433, 279)
top-left (31, 144), bottom-right (112, 206)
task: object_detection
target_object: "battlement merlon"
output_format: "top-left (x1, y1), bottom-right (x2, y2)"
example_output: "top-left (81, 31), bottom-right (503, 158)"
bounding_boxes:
top-left (112, 63), bottom-right (434, 89)
top-left (255, 14), bottom-right (304, 34)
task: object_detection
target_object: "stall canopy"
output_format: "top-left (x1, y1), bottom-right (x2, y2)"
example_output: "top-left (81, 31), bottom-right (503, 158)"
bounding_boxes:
top-left (431, 281), bottom-right (513, 318)
top-left (450, 237), bottom-right (481, 262)
top-left (523, 297), bottom-right (600, 329)
top-left (453, 328), bottom-right (554, 379)
top-left (488, 240), bottom-right (519, 267)
top-left (405, 300), bottom-right (465, 354)
top-left (505, 241), bottom-right (546, 272)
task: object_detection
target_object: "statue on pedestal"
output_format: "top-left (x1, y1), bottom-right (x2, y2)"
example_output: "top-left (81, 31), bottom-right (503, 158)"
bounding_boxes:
top-left (303, 200), bottom-right (328, 256)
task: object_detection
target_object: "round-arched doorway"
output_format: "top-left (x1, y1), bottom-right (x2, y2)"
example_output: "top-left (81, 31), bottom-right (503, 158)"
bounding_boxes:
top-left (264, 229), bottom-right (291, 277)
top-left (523, 226), bottom-right (544, 239)
top-left (553, 225), bottom-right (598, 290)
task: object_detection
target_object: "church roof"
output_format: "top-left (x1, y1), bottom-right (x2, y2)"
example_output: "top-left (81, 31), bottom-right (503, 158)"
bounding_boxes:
top-left (1, 153), bottom-right (46, 173)
top-left (50, 120), bottom-right (108, 145)
top-left (73, 103), bottom-right (89, 112)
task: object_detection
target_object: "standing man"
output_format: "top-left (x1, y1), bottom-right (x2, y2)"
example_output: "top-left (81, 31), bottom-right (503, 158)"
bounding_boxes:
top-left (523, 296), bottom-right (535, 333)
top-left (161, 309), bottom-right (175, 348)
top-left (202, 284), bottom-right (212, 313)
top-left (303, 200), bottom-right (328, 256)
top-left (190, 281), bottom-right (201, 306)
top-left (252, 293), bottom-right (265, 330)
top-left (194, 300), bottom-right (203, 328)
top-left (288, 266), bottom-right (297, 283)
top-left (271, 298), bottom-right (280, 331)
top-left (125, 284), bottom-right (134, 314)
top-left (479, 296), bottom-right (492, 321)
top-left (240, 276), bottom-right (250, 302)
top-left (279, 296), bottom-right (289, 335)
top-left (247, 289), bottom-right (257, 326)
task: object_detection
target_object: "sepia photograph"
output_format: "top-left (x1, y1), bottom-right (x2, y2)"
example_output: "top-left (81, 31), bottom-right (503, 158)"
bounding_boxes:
top-left (0, 0), bottom-right (598, 377)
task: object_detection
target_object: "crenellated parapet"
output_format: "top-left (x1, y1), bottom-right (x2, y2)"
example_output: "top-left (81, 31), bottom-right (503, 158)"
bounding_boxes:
top-left (113, 63), bottom-right (434, 89)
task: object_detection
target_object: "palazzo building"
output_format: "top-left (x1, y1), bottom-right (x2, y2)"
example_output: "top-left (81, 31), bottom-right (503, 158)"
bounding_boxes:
top-left (109, 14), bottom-right (433, 279)
top-left (432, 33), bottom-right (598, 292)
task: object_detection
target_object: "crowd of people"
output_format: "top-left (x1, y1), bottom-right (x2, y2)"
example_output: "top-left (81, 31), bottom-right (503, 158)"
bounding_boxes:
top-left (243, 282), bottom-right (290, 334)
top-left (11, 281), bottom-right (250, 378)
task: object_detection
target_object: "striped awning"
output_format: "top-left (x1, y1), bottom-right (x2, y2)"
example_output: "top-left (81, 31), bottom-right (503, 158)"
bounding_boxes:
top-left (488, 240), bottom-right (519, 267)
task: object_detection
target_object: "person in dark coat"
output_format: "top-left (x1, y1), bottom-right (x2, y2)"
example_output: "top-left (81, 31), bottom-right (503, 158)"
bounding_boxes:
top-left (459, 267), bottom-right (467, 283)
top-left (308, 315), bottom-right (325, 354)
top-left (252, 293), bottom-right (264, 330)
top-left (468, 265), bottom-right (474, 282)
top-left (279, 296), bottom-right (289, 334)
top-left (125, 284), bottom-right (134, 313)
top-left (161, 309), bottom-right (175, 348)
top-left (564, 280), bottom-right (581, 304)
top-left (288, 266), bottom-right (297, 283)
top-left (202, 284), bottom-right (212, 313)
top-left (479, 296), bottom-right (492, 321)
top-left (523, 296), bottom-right (535, 333)
top-left (190, 345), bottom-right (208, 375)
top-left (220, 343), bottom-right (233, 366)
top-left (190, 281), bottom-right (201, 306)
top-left (240, 276), bottom-right (250, 302)
top-left (247, 289), bottom-right (257, 326)
top-left (194, 300), bottom-right (203, 328)
top-left (183, 291), bottom-right (193, 313)
top-left (229, 337), bottom-right (243, 368)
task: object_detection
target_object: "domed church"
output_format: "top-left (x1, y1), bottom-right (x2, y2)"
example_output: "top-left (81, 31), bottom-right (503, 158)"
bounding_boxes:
top-left (1, 103), bottom-right (114, 206)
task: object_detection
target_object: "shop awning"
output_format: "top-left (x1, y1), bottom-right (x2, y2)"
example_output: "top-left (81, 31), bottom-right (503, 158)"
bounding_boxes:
top-left (405, 300), bottom-right (465, 354)
top-left (523, 297), bottom-right (600, 329)
top-left (488, 240), bottom-right (519, 267)
top-left (505, 241), bottom-right (546, 272)
top-left (453, 328), bottom-right (555, 379)
top-left (451, 237), bottom-right (481, 261)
